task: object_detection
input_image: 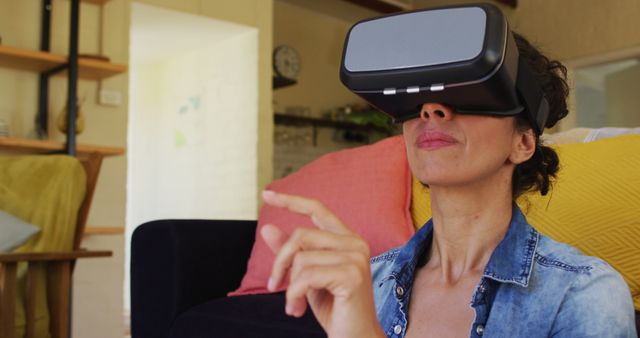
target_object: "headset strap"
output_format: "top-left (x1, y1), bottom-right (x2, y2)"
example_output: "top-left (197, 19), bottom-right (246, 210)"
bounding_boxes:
top-left (516, 57), bottom-right (549, 135)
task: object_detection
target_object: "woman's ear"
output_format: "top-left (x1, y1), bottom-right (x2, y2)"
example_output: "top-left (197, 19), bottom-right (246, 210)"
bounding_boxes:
top-left (509, 128), bottom-right (537, 165)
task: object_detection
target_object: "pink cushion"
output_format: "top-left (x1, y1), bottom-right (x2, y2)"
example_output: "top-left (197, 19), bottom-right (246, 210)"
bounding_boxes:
top-left (230, 136), bottom-right (415, 295)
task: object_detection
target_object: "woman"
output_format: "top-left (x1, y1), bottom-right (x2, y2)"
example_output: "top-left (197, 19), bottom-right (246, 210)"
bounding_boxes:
top-left (259, 34), bottom-right (637, 337)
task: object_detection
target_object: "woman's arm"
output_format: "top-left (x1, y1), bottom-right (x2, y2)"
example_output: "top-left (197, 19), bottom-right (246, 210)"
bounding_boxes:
top-left (261, 190), bottom-right (387, 338)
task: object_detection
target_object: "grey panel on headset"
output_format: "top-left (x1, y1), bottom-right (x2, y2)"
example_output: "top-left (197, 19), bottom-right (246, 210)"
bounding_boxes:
top-left (344, 7), bottom-right (487, 72)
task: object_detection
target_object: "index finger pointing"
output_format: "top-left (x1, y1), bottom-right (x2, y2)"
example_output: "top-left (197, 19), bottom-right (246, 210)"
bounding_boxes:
top-left (262, 190), bottom-right (352, 235)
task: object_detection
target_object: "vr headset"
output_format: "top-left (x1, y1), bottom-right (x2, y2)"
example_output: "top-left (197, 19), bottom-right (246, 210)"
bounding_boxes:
top-left (340, 3), bottom-right (549, 135)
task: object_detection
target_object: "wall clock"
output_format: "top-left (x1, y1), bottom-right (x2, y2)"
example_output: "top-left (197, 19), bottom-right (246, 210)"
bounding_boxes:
top-left (273, 45), bottom-right (301, 84)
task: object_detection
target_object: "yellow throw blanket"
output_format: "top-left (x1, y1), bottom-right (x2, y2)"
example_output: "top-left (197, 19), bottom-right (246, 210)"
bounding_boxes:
top-left (411, 135), bottom-right (640, 310)
top-left (0, 155), bottom-right (86, 338)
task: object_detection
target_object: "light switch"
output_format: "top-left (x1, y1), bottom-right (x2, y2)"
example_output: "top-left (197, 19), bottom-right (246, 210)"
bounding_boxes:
top-left (99, 89), bottom-right (122, 107)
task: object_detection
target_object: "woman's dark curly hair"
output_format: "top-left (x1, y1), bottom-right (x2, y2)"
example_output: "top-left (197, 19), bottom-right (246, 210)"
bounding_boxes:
top-left (511, 33), bottom-right (569, 199)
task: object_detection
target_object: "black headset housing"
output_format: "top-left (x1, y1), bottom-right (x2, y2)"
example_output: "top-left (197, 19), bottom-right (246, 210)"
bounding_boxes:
top-left (340, 3), bottom-right (549, 134)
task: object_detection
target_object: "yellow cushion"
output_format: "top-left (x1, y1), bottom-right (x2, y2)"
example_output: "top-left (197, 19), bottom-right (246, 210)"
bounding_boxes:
top-left (410, 135), bottom-right (640, 310)
top-left (411, 175), bottom-right (431, 230)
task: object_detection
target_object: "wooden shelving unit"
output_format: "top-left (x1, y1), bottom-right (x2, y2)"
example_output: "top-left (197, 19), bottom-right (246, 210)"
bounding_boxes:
top-left (274, 113), bottom-right (393, 135)
top-left (76, 56), bottom-right (128, 80)
top-left (0, 45), bottom-right (62, 72)
top-left (274, 113), bottom-right (396, 145)
top-left (273, 76), bottom-right (297, 89)
top-left (83, 226), bottom-right (125, 236)
top-left (0, 45), bottom-right (127, 80)
top-left (0, 1), bottom-right (128, 239)
top-left (81, 0), bottom-right (112, 4)
top-left (0, 136), bottom-right (125, 157)
top-left (0, 3), bottom-right (125, 334)
top-left (0, 0), bottom-right (128, 155)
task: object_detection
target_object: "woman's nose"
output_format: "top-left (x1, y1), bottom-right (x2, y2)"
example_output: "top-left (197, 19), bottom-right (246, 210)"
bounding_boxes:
top-left (420, 103), bottom-right (454, 122)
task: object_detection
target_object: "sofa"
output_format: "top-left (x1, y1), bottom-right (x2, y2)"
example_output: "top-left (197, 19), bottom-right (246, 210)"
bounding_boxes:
top-left (131, 132), bottom-right (640, 337)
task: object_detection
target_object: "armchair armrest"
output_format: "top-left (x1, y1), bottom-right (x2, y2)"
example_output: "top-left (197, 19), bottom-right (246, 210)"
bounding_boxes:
top-left (130, 219), bottom-right (257, 338)
top-left (0, 250), bottom-right (112, 338)
top-left (0, 250), bottom-right (112, 263)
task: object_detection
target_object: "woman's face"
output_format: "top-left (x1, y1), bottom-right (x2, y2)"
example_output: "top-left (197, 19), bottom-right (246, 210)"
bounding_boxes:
top-left (403, 103), bottom-right (535, 189)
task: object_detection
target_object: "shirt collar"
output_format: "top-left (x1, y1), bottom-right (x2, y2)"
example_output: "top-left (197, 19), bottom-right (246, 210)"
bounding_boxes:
top-left (388, 204), bottom-right (539, 291)
top-left (482, 205), bottom-right (539, 287)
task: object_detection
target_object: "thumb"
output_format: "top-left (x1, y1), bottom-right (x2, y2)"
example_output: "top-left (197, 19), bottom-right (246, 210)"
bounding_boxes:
top-left (260, 224), bottom-right (288, 254)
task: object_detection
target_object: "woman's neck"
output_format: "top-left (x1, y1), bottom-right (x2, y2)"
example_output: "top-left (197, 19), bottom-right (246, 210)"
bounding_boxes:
top-left (426, 175), bottom-right (514, 285)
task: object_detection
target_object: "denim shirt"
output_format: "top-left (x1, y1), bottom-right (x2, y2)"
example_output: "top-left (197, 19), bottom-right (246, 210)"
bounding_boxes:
top-left (371, 206), bottom-right (637, 338)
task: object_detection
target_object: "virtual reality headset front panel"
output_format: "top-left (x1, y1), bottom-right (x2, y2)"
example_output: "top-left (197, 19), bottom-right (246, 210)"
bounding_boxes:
top-left (340, 3), bottom-right (548, 134)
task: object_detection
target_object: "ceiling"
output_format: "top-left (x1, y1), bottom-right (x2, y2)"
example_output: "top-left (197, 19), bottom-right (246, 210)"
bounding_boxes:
top-left (130, 2), bottom-right (256, 64)
top-left (276, 0), bottom-right (517, 24)
top-left (342, 0), bottom-right (516, 13)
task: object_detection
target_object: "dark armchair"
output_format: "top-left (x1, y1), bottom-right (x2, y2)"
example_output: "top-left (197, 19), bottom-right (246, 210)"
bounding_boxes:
top-left (130, 219), bottom-right (325, 338)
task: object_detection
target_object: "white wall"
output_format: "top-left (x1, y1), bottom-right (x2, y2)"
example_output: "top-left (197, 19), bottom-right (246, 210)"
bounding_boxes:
top-left (134, 0), bottom-right (275, 203)
top-left (127, 2), bottom-right (258, 310)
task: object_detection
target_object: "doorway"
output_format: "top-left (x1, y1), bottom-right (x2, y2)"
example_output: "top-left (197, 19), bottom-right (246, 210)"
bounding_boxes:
top-left (127, 1), bottom-right (258, 318)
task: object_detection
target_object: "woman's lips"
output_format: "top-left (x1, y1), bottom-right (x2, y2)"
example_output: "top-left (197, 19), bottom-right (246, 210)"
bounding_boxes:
top-left (415, 130), bottom-right (458, 150)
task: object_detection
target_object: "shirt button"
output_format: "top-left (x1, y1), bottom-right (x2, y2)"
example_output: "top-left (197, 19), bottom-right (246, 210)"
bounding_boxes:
top-left (476, 324), bottom-right (485, 336)
top-left (393, 324), bottom-right (402, 335)
top-left (395, 286), bottom-right (405, 297)
top-left (478, 284), bottom-right (486, 293)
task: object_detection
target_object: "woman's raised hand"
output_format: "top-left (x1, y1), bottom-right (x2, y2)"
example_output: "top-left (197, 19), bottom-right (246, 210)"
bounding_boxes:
top-left (261, 190), bottom-right (386, 338)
